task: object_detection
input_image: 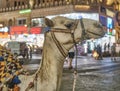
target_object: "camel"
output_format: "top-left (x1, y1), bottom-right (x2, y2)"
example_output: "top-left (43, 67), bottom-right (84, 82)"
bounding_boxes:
top-left (18, 16), bottom-right (105, 91)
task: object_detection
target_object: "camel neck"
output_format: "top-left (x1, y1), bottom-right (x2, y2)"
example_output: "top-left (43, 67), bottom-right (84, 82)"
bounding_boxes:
top-left (38, 33), bottom-right (67, 90)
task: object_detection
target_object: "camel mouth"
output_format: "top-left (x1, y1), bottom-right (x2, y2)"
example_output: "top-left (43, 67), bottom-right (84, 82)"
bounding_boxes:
top-left (87, 29), bottom-right (105, 38)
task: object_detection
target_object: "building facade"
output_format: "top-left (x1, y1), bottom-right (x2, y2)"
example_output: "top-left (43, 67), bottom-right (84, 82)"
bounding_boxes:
top-left (0, 0), bottom-right (120, 53)
top-left (0, 0), bottom-right (118, 37)
top-left (0, 0), bottom-right (117, 27)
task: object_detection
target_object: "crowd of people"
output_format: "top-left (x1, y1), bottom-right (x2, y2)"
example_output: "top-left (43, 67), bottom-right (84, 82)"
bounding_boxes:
top-left (65, 43), bottom-right (118, 70)
top-left (92, 43), bottom-right (117, 60)
top-left (19, 44), bottom-right (42, 59)
top-left (92, 44), bottom-right (103, 60)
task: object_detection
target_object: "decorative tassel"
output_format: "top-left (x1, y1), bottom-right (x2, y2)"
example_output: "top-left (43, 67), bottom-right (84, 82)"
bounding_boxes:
top-left (0, 86), bottom-right (3, 91)
top-left (2, 85), bottom-right (8, 91)
top-left (13, 85), bottom-right (20, 91)
top-left (0, 56), bottom-right (4, 61)
top-left (12, 76), bottom-right (21, 84)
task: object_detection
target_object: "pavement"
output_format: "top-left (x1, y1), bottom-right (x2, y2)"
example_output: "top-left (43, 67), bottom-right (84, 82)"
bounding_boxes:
top-left (60, 56), bottom-right (120, 91)
top-left (20, 54), bottom-right (120, 91)
top-left (64, 56), bottom-right (120, 71)
top-left (21, 54), bottom-right (120, 74)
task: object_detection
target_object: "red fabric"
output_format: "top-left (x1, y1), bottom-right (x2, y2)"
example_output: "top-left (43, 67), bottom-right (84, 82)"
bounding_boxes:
top-left (30, 27), bottom-right (41, 34)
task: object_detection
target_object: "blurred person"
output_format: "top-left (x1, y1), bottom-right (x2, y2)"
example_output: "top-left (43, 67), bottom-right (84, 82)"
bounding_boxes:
top-left (104, 43), bottom-right (107, 52)
top-left (108, 43), bottom-right (110, 52)
top-left (28, 45), bottom-right (32, 59)
top-left (111, 43), bottom-right (116, 60)
top-left (96, 44), bottom-right (103, 60)
top-left (68, 47), bottom-right (75, 69)
top-left (29, 46), bottom-right (32, 59)
top-left (24, 46), bottom-right (29, 59)
top-left (92, 49), bottom-right (99, 60)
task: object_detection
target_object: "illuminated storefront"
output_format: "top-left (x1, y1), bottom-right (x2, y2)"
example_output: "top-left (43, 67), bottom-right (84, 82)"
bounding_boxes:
top-left (46, 13), bottom-right (99, 21)
top-left (0, 27), bottom-right (9, 38)
top-left (9, 25), bottom-right (43, 47)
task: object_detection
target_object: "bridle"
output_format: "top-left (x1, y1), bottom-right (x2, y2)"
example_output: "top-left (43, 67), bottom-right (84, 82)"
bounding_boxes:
top-left (48, 18), bottom-right (87, 70)
top-left (46, 18), bottom-right (103, 66)
top-left (48, 18), bottom-right (103, 53)
top-left (49, 19), bottom-right (79, 58)
top-left (48, 18), bottom-right (102, 55)
top-left (48, 19), bottom-right (80, 91)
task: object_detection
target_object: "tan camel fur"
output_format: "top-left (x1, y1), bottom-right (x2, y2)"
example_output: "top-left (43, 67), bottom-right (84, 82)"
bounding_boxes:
top-left (18, 16), bottom-right (105, 91)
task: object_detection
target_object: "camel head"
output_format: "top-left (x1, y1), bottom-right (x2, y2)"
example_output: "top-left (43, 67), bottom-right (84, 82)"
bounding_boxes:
top-left (44, 16), bottom-right (105, 49)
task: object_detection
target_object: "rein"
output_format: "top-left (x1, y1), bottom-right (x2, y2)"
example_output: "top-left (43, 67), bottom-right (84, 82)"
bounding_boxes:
top-left (86, 30), bottom-right (104, 37)
top-left (80, 18), bottom-right (88, 40)
top-left (51, 32), bottom-right (67, 58)
top-left (50, 28), bottom-right (71, 33)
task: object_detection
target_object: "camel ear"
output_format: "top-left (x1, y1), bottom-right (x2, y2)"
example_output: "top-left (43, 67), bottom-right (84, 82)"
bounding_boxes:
top-left (44, 18), bottom-right (54, 27)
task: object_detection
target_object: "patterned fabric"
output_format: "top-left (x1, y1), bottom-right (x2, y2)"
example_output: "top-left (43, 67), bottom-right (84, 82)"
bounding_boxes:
top-left (0, 45), bottom-right (23, 90)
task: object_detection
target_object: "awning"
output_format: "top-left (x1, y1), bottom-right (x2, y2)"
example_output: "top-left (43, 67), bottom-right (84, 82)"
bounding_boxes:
top-left (10, 26), bottom-right (28, 35)
top-left (0, 27), bottom-right (9, 38)
top-left (0, 32), bottom-right (9, 38)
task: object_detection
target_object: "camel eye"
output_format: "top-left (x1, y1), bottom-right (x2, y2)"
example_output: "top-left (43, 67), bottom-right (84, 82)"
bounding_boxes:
top-left (65, 22), bottom-right (74, 29)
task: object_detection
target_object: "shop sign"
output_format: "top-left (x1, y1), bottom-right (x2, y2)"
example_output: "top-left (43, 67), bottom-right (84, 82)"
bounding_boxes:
top-left (10, 26), bottom-right (28, 35)
top-left (74, 5), bottom-right (90, 10)
top-left (108, 29), bottom-right (112, 35)
top-left (30, 27), bottom-right (42, 34)
top-left (99, 15), bottom-right (107, 27)
top-left (19, 9), bottom-right (31, 14)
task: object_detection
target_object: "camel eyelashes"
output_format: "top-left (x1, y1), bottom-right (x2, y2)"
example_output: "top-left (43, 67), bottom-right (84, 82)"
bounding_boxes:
top-left (64, 22), bottom-right (74, 29)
